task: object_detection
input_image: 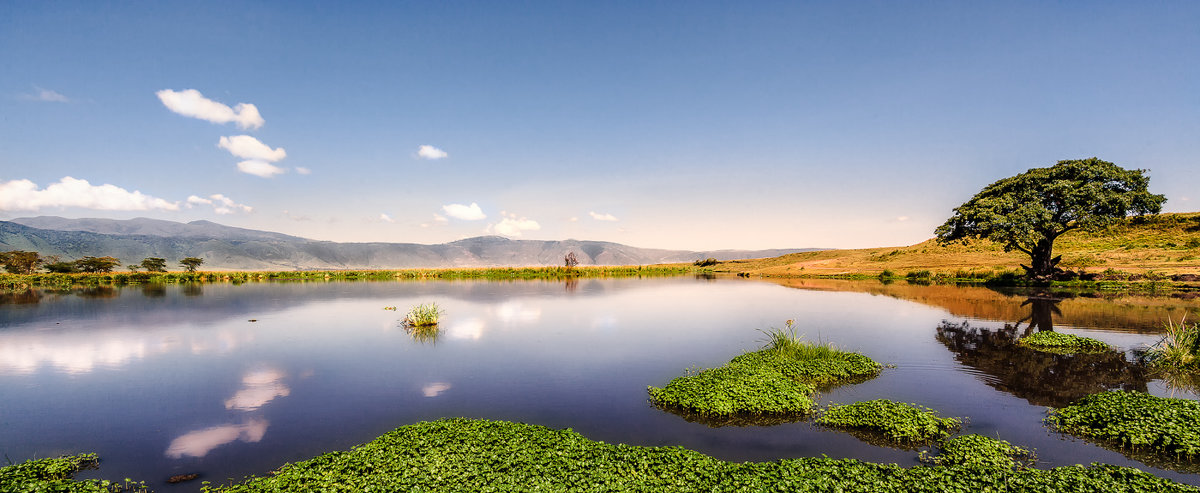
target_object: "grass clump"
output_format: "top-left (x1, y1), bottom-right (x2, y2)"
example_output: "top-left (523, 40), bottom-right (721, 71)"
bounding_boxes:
top-left (920, 434), bottom-right (1036, 469)
top-left (648, 321), bottom-right (880, 419)
top-left (1016, 331), bottom-right (1111, 354)
top-left (1145, 318), bottom-right (1200, 371)
top-left (201, 418), bottom-right (1197, 492)
top-left (401, 302), bottom-right (443, 328)
top-left (1047, 390), bottom-right (1200, 459)
top-left (815, 399), bottom-right (961, 444)
top-left (0, 453), bottom-right (146, 492)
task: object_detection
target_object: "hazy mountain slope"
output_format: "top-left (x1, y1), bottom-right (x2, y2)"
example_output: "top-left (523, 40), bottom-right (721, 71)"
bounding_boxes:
top-left (0, 217), bottom-right (820, 270)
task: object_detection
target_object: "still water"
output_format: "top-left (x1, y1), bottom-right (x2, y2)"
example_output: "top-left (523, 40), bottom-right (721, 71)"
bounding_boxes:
top-left (1, 277), bottom-right (1198, 489)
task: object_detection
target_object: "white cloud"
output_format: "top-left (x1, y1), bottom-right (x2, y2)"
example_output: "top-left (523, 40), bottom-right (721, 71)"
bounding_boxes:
top-left (219, 135), bottom-right (286, 162)
top-left (295, 167), bottom-right (311, 175)
top-left (187, 195), bottom-right (213, 206)
top-left (442, 202), bottom-right (486, 220)
top-left (23, 86), bottom-right (69, 102)
top-left (417, 145), bottom-right (448, 160)
top-left (380, 213), bottom-right (395, 223)
top-left (236, 160), bottom-right (286, 178)
top-left (0, 177), bottom-right (179, 212)
top-left (164, 419), bottom-right (268, 459)
top-left (186, 194), bottom-right (253, 214)
top-left (157, 89), bottom-right (264, 130)
top-left (589, 211), bottom-right (618, 222)
top-left (494, 213), bottom-right (541, 237)
top-left (896, 216), bottom-right (910, 222)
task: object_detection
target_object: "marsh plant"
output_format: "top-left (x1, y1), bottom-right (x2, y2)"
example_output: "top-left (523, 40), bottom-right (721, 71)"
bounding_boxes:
top-left (920, 434), bottom-right (1036, 469)
top-left (1016, 331), bottom-right (1111, 354)
top-left (815, 399), bottom-right (961, 444)
top-left (402, 303), bottom-right (443, 328)
top-left (1047, 390), bottom-right (1200, 460)
top-left (1145, 317), bottom-right (1200, 371)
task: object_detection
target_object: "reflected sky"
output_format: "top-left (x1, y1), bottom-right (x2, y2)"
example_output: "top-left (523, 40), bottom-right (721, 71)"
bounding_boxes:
top-left (1, 277), bottom-right (1197, 489)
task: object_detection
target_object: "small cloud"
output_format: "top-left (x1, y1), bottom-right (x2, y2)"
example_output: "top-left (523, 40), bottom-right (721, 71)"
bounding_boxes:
top-left (896, 216), bottom-right (910, 222)
top-left (236, 160), bottom-right (286, 178)
top-left (380, 213), bottom-right (395, 223)
top-left (157, 89), bottom-right (264, 129)
top-left (186, 194), bottom-right (252, 214)
top-left (1181, 196), bottom-right (1191, 202)
top-left (589, 211), bottom-right (618, 222)
top-left (0, 177), bottom-right (179, 211)
top-left (493, 212), bottom-right (540, 237)
top-left (421, 214), bottom-right (448, 228)
top-left (219, 135), bottom-right (286, 162)
top-left (22, 86), bottom-right (70, 103)
top-left (294, 167), bottom-right (311, 175)
top-left (422, 382), bottom-right (452, 397)
top-left (442, 202), bottom-right (486, 220)
top-left (569, 217), bottom-right (578, 222)
top-left (417, 145), bottom-right (448, 160)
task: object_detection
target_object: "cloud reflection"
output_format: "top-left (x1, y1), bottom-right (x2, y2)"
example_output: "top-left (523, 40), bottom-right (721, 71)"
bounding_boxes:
top-left (225, 368), bottom-right (290, 411)
top-left (494, 301), bottom-right (541, 325)
top-left (422, 382), bottom-right (451, 397)
top-left (164, 419), bottom-right (269, 459)
top-left (448, 318), bottom-right (485, 340)
top-left (0, 329), bottom-right (250, 376)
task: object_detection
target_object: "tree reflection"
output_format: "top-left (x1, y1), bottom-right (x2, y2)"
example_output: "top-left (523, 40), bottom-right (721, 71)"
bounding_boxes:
top-left (0, 289), bottom-right (42, 305)
top-left (1014, 295), bottom-right (1062, 335)
top-left (935, 321), bottom-right (1149, 408)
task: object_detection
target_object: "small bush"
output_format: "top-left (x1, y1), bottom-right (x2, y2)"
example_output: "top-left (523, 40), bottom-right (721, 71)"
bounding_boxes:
top-left (815, 399), bottom-right (961, 443)
top-left (1017, 331), bottom-right (1110, 354)
top-left (1145, 318), bottom-right (1200, 371)
top-left (693, 257), bottom-right (719, 267)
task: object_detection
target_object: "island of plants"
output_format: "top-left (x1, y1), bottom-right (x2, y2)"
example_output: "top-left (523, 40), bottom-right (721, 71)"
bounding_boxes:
top-left (9, 418), bottom-right (1195, 492)
top-left (647, 322), bottom-right (881, 420)
top-left (1016, 331), bottom-right (1111, 354)
top-left (1047, 390), bottom-right (1200, 460)
top-left (815, 399), bottom-right (961, 445)
top-left (919, 434), bottom-right (1036, 469)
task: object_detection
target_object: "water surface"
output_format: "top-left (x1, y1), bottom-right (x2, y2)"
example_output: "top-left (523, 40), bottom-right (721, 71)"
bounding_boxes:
top-left (1, 277), bottom-right (1197, 488)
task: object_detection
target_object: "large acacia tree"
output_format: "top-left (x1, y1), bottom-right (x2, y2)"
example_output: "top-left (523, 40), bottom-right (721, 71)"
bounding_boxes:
top-left (935, 158), bottom-right (1165, 280)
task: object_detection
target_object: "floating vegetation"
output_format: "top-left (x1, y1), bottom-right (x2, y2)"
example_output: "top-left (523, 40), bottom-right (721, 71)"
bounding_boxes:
top-left (0, 453), bottom-right (147, 492)
top-left (647, 322), bottom-right (880, 420)
top-left (401, 303), bottom-right (443, 328)
top-left (815, 399), bottom-right (961, 445)
top-left (194, 418), bottom-right (1196, 492)
top-left (919, 434), bottom-right (1036, 469)
top-left (1016, 331), bottom-right (1111, 354)
top-left (1047, 390), bottom-right (1200, 461)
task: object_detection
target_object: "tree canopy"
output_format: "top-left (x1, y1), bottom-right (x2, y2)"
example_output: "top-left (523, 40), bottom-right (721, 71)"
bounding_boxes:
top-left (179, 257), bottom-right (204, 272)
top-left (75, 256), bottom-right (121, 273)
top-left (0, 250), bottom-right (44, 274)
top-left (935, 158), bottom-right (1165, 279)
top-left (140, 257), bottom-right (168, 273)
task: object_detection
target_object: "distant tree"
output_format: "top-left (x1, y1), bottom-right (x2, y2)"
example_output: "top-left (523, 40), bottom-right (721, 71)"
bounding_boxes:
top-left (140, 257), bottom-right (168, 273)
top-left (179, 257), bottom-right (204, 273)
top-left (75, 256), bottom-right (121, 273)
top-left (127, 264), bottom-right (141, 273)
top-left (564, 251), bottom-right (579, 268)
top-left (45, 261), bottom-right (80, 273)
top-left (0, 250), bottom-right (44, 274)
top-left (936, 158), bottom-right (1165, 280)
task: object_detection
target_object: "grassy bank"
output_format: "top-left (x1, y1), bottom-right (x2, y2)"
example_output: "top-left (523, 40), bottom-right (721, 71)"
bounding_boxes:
top-left (0, 265), bottom-right (696, 289)
top-left (709, 212), bottom-right (1200, 282)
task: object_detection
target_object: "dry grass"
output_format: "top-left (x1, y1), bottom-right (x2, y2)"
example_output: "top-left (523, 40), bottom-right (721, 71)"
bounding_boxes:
top-left (712, 212), bottom-right (1200, 277)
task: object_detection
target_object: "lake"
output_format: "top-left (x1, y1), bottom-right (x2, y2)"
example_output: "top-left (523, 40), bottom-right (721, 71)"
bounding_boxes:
top-left (2, 276), bottom-right (1199, 489)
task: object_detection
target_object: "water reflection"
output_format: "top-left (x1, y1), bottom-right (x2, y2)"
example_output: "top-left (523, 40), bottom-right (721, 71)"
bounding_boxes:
top-left (0, 289), bottom-right (42, 305)
top-left (225, 368), bottom-right (291, 411)
top-left (422, 382), bottom-right (452, 397)
top-left (1014, 295), bottom-right (1062, 335)
top-left (142, 284), bottom-right (167, 298)
top-left (935, 321), bottom-right (1149, 407)
top-left (165, 419), bottom-right (269, 459)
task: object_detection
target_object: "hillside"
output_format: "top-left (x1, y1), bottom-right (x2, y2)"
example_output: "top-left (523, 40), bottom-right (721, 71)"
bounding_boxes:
top-left (0, 217), bottom-right (818, 271)
top-left (711, 212), bottom-right (1200, 277)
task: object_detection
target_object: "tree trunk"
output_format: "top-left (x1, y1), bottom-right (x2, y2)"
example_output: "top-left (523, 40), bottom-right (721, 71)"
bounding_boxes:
top-left (1021, 238), bottom-right (1061, 281)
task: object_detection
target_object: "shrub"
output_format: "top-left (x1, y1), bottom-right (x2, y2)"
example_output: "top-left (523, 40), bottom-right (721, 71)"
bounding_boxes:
top-left (1144, 318), bottom-right (1200, 371)
top-left (815, 399), bottom-right (961, 443)
top-left (693, 257), bottom-right (719, 267)
top-left (401, 303), bottom-right (443, 328)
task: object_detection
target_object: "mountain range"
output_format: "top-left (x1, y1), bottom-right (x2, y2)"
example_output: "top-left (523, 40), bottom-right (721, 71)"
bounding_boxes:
top-left (0, 216), bottom-right (820, 271)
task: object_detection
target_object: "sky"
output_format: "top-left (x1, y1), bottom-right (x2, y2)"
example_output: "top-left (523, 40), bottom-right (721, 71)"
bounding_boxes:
top-left (1, 1), bottom-right (1198, 251)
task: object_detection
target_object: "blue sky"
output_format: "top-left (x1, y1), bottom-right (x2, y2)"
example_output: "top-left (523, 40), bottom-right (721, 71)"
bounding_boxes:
top-left (2, 1), bottom-right (1197, 250)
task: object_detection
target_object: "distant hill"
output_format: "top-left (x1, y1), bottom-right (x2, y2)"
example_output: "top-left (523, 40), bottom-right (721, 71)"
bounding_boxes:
top-left (0, 216), bottom-right (820, 271)
top-left (708, 212), bottom-right (1200, 277)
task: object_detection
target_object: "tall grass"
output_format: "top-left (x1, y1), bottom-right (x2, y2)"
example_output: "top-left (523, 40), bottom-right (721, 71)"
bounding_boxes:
top-left (1146, 316), bottom-right (1200, 370)
top-left (402, 303), bottom-right (443, 328)
top-left (759, 320), bottom-right (842, 360)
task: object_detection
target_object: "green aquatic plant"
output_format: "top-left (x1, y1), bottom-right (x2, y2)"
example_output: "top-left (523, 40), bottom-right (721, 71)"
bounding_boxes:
top-left (920, 434), bottom-right (1036, 469)
top-left (1047, 390), bottom-right (1200, 459)
top-left (1016, 331), bottom-right (1111, 354)
top-left (401, 302), bottom-right (443, 328)
top-left (648, 322), bottom-right (880, 419)
top-left (199, 418), bottom-right (1196, 492)
top-left (1145, 317), bottom-right (1200, 371)
top-left (0, 453), bottom-right (146, 492)
top-left (815, 399), bottom-right (961, 444)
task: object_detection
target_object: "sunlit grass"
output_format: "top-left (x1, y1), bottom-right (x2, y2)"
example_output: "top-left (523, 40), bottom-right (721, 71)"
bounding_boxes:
top-left (402, 303), bottom-right (443, 328)
top-left (1145, 316), bottom-right (1200, 371)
